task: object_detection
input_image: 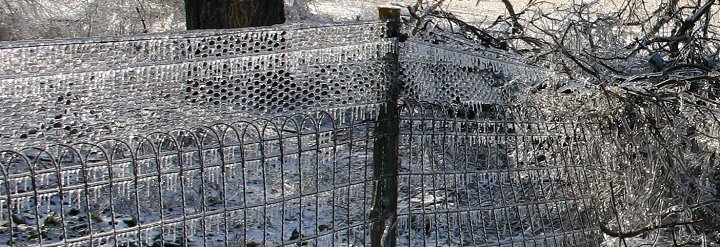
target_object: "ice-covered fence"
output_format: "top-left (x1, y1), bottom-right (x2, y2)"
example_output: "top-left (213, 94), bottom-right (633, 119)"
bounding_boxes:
top-left (0, 109), bottom-right (381, 246)
top-left (0, 104), bottom-right (603, 247)
top-left (395, 40), bottom-right (601, 246)
top-left (0, 22), bottom-right (388, 77)
top-left (0, 22), bottom-right (394, 149)
top-left (0, 19), bottom-right (610, 246)
top-left (398, 39), bottom-right (720, 246)
top-left (399, 40), bottom-right (551, 105)
top-left (395, 102), bottom-right (602, 246)
top-left (0, 20), bottom-right (402, 246)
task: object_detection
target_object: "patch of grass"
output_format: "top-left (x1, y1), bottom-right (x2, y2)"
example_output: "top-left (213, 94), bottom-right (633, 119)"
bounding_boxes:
top-left (43, 215), bottom-right (60, 227)
top-left (90, 214), bottom-right (103, 223)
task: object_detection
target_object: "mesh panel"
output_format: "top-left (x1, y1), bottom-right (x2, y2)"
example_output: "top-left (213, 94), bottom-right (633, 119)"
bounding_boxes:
top-left (395, 42), bottom-right (603, 246)
top-left (0, 110), bottom-right (380, 246)
top-left (396, 103), bottom-right (602, 246)
top-left (0, 22), bottom-right (393, 148)
top-left (0, 22), bottom-right (387, 76)
top-left (399, 40), bottom-right (551, 105)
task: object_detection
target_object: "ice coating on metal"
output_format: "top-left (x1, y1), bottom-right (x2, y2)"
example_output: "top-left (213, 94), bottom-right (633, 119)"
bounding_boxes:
top-left (0, 22), bottom-right (388, 76)
top-left (0, 112), bottom-right (381, 246)
top-left (0, 22), bottom-right (393, 148)
top-left (400, 40), bottom-right (550, 105)
top-left (0, 21), bottom-right (602, 247)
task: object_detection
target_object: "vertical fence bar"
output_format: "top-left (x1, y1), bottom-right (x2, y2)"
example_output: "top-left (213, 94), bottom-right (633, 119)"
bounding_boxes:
top-left (370, 6), bottom-right (402, 247)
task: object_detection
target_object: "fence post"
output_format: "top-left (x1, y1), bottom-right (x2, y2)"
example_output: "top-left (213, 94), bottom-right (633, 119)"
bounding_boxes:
top-left (371, 6), bottom-right (402, 247)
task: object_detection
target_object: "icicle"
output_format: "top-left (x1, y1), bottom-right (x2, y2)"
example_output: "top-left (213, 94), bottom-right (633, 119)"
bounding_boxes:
top-left (119, 181), bottom-right (130, 198)
top-left (16, 197), bottom-right (25, 214)
top-left (211, 166), bottom-right (221, 184)
top-left (186, 174), bottom-right (193, 189)
top-left (41, 194), bottom-right (50, 213)
top-left (38, 173), bottom-right (47, 188)
top-left (204, 149), bottom-right (216, 165)
top-left (22, 177), bottom-right (30, 193)
top-left (168, 174), bottom-right (177, 194)
top-left (186, 219), bottom-right (196, 240)
top-left (73, 169), bottom-right (81, 186)
top-left (182, 152), bottom-right (195, 168)
top-left (94, 187), bottom-right (100, 204)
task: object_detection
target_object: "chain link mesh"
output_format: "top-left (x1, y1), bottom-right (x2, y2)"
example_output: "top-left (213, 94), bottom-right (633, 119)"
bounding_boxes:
top-left (399, 40), bottom-right (550, 105)
top-left (0, 22), bottom-right (392, 149)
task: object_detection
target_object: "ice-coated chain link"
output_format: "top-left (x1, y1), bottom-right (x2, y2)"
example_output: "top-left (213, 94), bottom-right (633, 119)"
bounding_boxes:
top-left (400, 40), bottom-right (551, 106)
top-left (0, 22), bottom-right (387, 76)
top-left (0, 22), bottom-right (393, 148)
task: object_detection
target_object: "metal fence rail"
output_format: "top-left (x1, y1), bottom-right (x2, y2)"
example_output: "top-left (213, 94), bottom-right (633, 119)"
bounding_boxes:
top-left (0, 101), bottom-right (603, 246)
top-left (0, 20), bottom-right (602, 246)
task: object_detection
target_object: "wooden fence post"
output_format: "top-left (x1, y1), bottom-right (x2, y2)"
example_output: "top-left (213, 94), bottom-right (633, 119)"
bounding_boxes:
top-left (370, 6), bottom-right (403, 247)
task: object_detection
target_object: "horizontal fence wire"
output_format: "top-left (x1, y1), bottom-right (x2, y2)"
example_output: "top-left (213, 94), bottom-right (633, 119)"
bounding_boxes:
top-left (0, 107), bottom-right (380, 246)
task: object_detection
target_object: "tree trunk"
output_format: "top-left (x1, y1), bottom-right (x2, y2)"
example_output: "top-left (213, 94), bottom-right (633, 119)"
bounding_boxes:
top-left (184, 0), bottom-right (229, 29)
top-left (184, 0), bottom-right (285, 30)
top-left (229, 0), bottom-right (286, 28)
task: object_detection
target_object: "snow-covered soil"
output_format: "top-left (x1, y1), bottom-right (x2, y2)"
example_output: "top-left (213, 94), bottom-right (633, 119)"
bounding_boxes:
top-left (308, 0), bottom-right (517, 24)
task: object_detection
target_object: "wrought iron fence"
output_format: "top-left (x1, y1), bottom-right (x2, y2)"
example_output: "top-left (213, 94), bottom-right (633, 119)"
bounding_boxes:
top-left (0, 17), bottom-right (717, 247)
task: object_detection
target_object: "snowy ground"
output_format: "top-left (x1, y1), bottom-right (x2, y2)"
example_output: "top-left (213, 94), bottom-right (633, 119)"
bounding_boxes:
top-left (306, 0), bottom-right (503, 23)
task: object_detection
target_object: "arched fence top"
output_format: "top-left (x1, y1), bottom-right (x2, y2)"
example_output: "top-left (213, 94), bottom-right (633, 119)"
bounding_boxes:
top-left (0, 109), bottom-right (350, 160)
